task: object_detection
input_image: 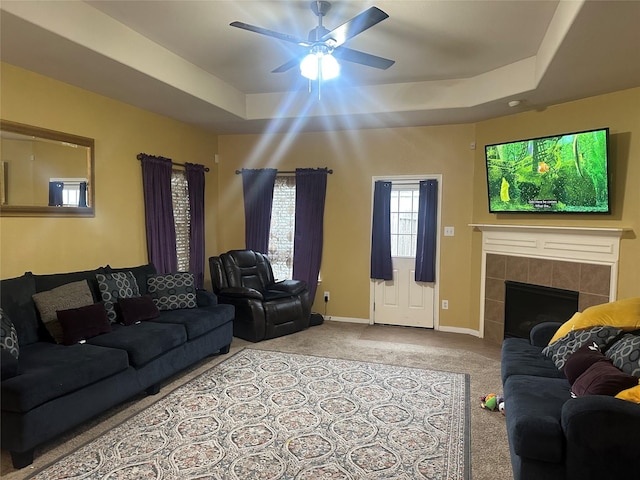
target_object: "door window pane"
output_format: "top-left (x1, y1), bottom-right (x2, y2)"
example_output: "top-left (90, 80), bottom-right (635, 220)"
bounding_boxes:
top-left (390, 186), bottom-right (419, 258)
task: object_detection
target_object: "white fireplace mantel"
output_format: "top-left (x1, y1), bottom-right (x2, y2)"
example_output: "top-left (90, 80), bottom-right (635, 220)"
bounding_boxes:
top-left (470, 224), bottom-right (627, 264)
top-left (470, 224), bottom-right (629, 338)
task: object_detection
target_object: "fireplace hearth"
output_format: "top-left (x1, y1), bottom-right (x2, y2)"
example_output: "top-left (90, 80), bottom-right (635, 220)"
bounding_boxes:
top-left (504, 281), bottom-right (578, 339)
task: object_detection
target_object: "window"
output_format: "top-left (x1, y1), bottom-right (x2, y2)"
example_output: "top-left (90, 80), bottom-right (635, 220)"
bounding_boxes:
top-left (390, 186), bottom-right (419, 257)
top-left (268, 175), bottom-right (296, 280)
top-left (171, 170), bottom-right (190, 272)
top-left (50, 178), bottom-right (87, 207)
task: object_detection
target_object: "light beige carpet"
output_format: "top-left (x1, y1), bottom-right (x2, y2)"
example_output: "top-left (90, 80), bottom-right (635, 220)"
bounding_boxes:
top-left (1, 321), bottom-right (512, 480)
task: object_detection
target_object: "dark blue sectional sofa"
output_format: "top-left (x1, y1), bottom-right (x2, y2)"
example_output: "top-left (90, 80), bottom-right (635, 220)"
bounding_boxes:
top-left (501, 322), bottom-right (640, 480)
top-left (0, 263), bottom-right (234, 469)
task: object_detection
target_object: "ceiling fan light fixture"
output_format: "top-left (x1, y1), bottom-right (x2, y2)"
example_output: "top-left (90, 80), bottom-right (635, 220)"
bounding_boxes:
top-left (300, 50), bottom-right (340, 81)
top-left (300, 52), bottom-right (320, 80)
top-left (321, 53), bottom-right (340, 80)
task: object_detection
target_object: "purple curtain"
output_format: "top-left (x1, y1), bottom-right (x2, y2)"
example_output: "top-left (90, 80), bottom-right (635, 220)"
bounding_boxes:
top-left (292, 168), bottom-right (328, 300)
top-left (241, 168), bottom-right (277, 254)
top-left (185, 162), bottom-right (206, 288)
top-left (48, 182), bottom-right (63, 206)
top-left (415, 179), bottom-right (438, 282)
top-left (370, 180), bottom-right (393, 280)
top-left (140, 154), bottom-right (177, 274)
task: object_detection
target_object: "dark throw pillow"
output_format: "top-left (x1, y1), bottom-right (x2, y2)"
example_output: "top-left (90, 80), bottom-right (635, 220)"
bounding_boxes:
top-left (542, 326), bottom-right (623, 370)
top-left (571, 361), bottom-right (638, 397)
top-left (96, 272), bottom-right (141, 323)
top-left (147, 273), bottom-right (197, 311)
top-left (57, 303), bottom-right (112, 345)
top-left (563, 342), bottom-right (608, 384)
top-left (1, 307), bottom-right (20, 360)
top-left (115, 295), bottom-right (160, 325)
top-left (605, 333), bottom-right (640, 378)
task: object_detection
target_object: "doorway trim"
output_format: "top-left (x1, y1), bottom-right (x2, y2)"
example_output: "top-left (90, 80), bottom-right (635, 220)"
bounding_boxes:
top-left (369, 174), bottom-right (443, 329)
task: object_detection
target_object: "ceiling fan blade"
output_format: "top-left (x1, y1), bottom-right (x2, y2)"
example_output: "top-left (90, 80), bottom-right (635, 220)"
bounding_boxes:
top-left (333, 47), bottom-right (395, 70)
top-left (320, 6), bottom-right (389, 48)
top-left (272, 58), bottom-right (301, 73)
top-left (230, 21), bottom-right (311, 47)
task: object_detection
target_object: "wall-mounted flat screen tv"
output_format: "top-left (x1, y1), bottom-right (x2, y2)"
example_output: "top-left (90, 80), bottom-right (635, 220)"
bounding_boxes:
top-left (485, 127), bottom-right (610, 213)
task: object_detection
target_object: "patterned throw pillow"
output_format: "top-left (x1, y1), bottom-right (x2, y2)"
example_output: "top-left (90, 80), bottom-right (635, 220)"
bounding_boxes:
top-left (147, 273), bottom-right (197, 311)
top-left (542, 326), bottom-right (622, 369)
top-left (605, 334), bottom-right (640, 377)
top-left (96, 272), bottom-right (141, 323)
top-left (32, 280), bottom-right (94, 343)
top-left (1, 308), bottom-right (19, 360)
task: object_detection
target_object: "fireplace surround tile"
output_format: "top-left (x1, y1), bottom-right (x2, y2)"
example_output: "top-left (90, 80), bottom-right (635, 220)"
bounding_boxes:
top-left (580, 263), bottom-right (611, 296)
top-left (486, 254), bottom-right (506, 278)
top-left (506, 256), bottom-right (529, 282)
top-left (485, 277), bottom-right (505, 301)
top-left (528, 258), bottom-right (553, 286)
top-left (551, 261), bottom-right (581, 292)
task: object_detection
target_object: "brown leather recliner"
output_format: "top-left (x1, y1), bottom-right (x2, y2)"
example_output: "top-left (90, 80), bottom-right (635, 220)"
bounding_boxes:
top-left (209, 249), bottom-right (312, 342)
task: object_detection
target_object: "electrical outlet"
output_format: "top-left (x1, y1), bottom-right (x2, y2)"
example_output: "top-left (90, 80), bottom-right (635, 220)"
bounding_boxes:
top-left (444, 226), bottom-right (455, 236)
top-left (442, 299), bottom-right (449, 310)
top-left (324, 291), bottom-right (330, 302)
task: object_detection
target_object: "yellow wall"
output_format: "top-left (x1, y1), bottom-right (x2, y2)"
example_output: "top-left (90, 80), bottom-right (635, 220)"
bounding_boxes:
top-left (2, 61), bottom-right (638, 333)
top-left (218, 125), bottom-right (477, 329)
top-left (0, 63), bottom-right (219, 281)
top-left (469, 87), bottom-right (640, 327)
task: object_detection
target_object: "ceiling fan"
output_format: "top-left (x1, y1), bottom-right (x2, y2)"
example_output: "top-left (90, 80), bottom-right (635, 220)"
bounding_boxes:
top-left (230, 1), bottom-right (394, 85)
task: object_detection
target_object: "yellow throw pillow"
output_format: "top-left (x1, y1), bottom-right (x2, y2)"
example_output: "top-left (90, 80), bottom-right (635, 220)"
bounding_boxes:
top-left (548, 297), bottom-right (640, 345)
top-left (615, 383), bottom-right (640, 403)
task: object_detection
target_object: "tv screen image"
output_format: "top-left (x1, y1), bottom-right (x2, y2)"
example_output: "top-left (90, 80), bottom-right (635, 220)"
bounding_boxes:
top-left (485, 127), bottom-right (610, 213)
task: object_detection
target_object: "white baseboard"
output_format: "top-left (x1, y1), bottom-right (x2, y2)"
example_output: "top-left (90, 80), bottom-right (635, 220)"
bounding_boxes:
top-left (324, 316), bottom-right (371, 325)
top-left (324, 316), bottom-right (481, 337)
top-left (438, 325), bottom-right (482, 337)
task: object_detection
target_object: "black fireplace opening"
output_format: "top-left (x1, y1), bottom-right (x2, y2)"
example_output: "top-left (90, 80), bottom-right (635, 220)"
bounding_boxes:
top-left (504, 281), bottom-right (579, 339)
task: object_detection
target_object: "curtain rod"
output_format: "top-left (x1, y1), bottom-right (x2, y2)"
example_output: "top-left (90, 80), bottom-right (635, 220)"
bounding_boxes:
top-left (235, 168), bottom-right (333, 174)
top-left (137, 153), bottom-right (210, 172)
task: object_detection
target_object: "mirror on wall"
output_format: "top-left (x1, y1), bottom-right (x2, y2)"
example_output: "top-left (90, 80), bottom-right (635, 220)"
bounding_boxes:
top-left (0, 121), bottom-right (95, 217)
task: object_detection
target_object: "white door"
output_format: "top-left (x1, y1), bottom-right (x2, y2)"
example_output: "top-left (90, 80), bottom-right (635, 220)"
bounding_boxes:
top-left (372, 184), bottom-right (436, 328)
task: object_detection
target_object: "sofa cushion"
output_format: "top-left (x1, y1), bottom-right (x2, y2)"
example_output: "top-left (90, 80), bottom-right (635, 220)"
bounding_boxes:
top-left (57, 303), bottom-right (112, 345)
top-left (96, 272), bottom-right (141, 323)
top-left (504, 374), bottom-right (572, 463)
top-left (605, 333), bottom-right (640, 377)
top-left (563, 342), bottom-right (608, 384)
top-left (149, 304), bottom-right (234, 340)
top-left (616, 384), bottom-right (640, 403)
top-left (542, 326), bottom-right (622, 369)
top-left (32, 280), bottom-right (94, 344)
top-left (571, 361), bottom-right (638, 397)
top-left (147, 273), bottom-right (197, 311)
top-left (33, 267), bottom-right (106, 303)
top-left (501, 338), bottom-right (565, 383)
top-left (0, 273), bottom-right (40, 346)
top-left (1, 308), bottom-right (20, 360)
top-left (86, 322), bottom-right (187, 367)
top-left (0, 342), bottom-right (129, 413)
top-left (115, 295), bottom-right (159, 325)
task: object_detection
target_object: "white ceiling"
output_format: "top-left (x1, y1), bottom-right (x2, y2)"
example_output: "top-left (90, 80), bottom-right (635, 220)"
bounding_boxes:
top-left (1, 1), bottom-right (639, 134)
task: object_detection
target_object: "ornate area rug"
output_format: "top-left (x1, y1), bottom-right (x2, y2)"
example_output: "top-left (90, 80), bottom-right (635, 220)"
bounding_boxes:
top-left (30, 349), bottom-right (470, 480)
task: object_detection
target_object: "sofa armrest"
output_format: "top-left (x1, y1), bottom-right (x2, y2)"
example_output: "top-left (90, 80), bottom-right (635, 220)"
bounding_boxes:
top-left (196, 289), bottom-right (218, 307)
top-left (562, 395), bottom-right (640, 478)
top-left (530, 322), bottom-right (562, 347)
top-left (218, 287), bottom-right (264, 300)
top-left (268, 280), bottom-right (307, 295)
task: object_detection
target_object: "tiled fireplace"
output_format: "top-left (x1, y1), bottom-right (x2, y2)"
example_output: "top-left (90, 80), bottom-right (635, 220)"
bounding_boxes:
top-left (472, 224), bottom-right (625, 344)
